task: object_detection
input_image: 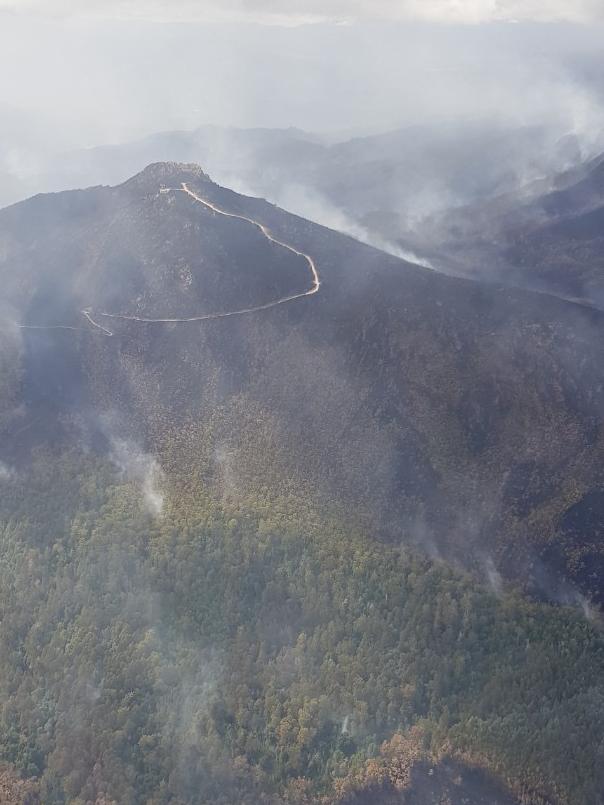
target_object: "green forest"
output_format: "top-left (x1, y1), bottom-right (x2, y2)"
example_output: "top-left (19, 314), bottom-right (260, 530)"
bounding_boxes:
top-left (1, 447), bottom-right (603, 804)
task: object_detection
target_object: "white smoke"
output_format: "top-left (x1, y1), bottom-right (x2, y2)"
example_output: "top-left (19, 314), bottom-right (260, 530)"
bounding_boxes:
top-left (485, 557), bottom-right (504, 597)
top-left (577, 594), bottom-right (596, 623)
top-left (0, 461), bottom-right (14, 481)
top-left (261, 181), bottom-right (434, 267)
top-left (109, 438), bottom-right (165, 516)
top-left (213, 442), bottom-right (240, 502)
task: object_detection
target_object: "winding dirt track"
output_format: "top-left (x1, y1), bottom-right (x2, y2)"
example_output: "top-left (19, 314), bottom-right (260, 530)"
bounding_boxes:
top-left (18, 183), bottom-right (321, 338)
top-left (81, 308), bottom-right (114, 337)
top-left (15, 325), bottom-right (81, 332)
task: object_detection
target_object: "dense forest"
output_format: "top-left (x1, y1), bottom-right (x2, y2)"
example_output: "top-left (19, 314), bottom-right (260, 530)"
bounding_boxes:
top-left (5, 2), bottom-right (604, 799)
top-left (7, 165), bottom-right (604, 611)
top-left (1, 446), bottom-right (603, 804)
top-left (3, 163), bottom-right (604, 803)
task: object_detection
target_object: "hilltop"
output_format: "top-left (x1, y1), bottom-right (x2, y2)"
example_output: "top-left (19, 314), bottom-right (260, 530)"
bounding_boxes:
top-left (3, 162), bottom-right (604, 601)
top-left (2, 164), bottom-right (604, 803)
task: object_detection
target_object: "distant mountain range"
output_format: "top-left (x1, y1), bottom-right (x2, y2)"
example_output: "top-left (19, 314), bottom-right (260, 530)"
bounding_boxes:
top-left (1, 121), bottom-right (586, 249)
top-left (402, 148), bottom-right (604, 307)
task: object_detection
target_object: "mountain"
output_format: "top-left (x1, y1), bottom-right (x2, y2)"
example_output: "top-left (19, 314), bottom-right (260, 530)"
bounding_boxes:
top-left (36, 126), bottom-right (325, 201)
top-left (496, 152), bottom-right (604, 304)
top-left (405, 149), bottom-right (604, 306)
top-left (1, 123), bottom-right (585, 242)
top-left (0, 126), bottom-right (325, 208)
top-left (4, 161), bottom-right (604, 600)
top-left (1, 163), bottom-right (604, 804)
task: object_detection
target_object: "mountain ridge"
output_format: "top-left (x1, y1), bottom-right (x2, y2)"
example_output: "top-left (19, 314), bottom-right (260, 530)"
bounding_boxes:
top-left (4, 162), bottom-right (604, 606)
top-left (2, 163), bottom-right (604, 803)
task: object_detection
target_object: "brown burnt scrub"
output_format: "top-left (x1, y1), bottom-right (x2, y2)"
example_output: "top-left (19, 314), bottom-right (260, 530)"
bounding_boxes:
top-left (0, 766), bottom-right (38, 805)
top-left (325, 729), bottom-right (522, 805)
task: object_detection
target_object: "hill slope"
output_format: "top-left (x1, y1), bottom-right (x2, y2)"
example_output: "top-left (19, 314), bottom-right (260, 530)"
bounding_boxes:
top-left (4, 162), bottom-right (604, 601)
top-left (2, 164), bottom-right (604, 803)
top-left (407, 150), bottom-right (604, 306)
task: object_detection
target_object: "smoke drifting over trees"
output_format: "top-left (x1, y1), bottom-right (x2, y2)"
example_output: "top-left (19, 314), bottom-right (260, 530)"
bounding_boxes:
top-left (3, 4), bottom-right (604, 804)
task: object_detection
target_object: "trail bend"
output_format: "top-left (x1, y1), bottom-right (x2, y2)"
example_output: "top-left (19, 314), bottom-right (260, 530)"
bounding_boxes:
top-left (92, 183), bottom-right (320, 330)
top-left (17, 183), bottom-right (321, 337)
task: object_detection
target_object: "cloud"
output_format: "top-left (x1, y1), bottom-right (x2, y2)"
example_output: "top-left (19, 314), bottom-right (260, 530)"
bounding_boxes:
top-left (1, 0), bottom-right (603, 25)
top-left (0, 0), bottom-right (329, 26)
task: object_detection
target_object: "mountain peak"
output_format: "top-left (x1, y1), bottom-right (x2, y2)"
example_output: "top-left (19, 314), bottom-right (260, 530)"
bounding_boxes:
top-left (124, 161), bottom-right (212, 190)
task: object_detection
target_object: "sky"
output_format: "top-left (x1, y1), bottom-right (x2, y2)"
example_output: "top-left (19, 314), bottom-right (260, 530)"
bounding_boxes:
top-left (0, 0), bottom-right (604, 156)
top-left (1, 0), bottom-right (604, 25)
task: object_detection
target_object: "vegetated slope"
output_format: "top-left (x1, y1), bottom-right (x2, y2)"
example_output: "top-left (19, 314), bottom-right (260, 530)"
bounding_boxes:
top-left (0, 765), bottom-right (39, 804)
top-left (0, 163), bottom-right (310, 326)
top-left (499, 156), bottom-right (604, 302)
top-left (3, 163), bottom-right (604, 603)
top-left (406, 150), bottom-right (604, 305)
top-left (0, 162), bottom-right (604, 600)
top-left (2, 163), bottom-right (604, 803)
top-left (1, 450), bottom-right (603, 804)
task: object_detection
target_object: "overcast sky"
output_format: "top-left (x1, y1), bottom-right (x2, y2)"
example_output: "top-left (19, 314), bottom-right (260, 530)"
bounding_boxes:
top-left (2, 0), bottom-right (604, 25)
top-left (1, 0), bottom-right (604, 155)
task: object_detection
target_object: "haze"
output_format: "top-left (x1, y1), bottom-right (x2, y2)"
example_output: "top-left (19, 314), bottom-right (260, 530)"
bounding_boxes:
top-left (1, 1), bottom-right (604, 156)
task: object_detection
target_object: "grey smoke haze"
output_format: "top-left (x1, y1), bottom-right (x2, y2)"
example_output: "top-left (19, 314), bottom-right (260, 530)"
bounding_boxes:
top-left (2, 0), bottom-right (604, 25)
top-left (109, 437), bottom-right (165, 517)
top-left (257, 181), bottom-right (435, 265)
top-left (1, 3), bottom-right (604, 286)
top-left (0, 461), bottom-right (14, 480)
top-left (2, 1), bottom-right (604, 270)
top-left (1, 5), bottom-right (604, 161)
